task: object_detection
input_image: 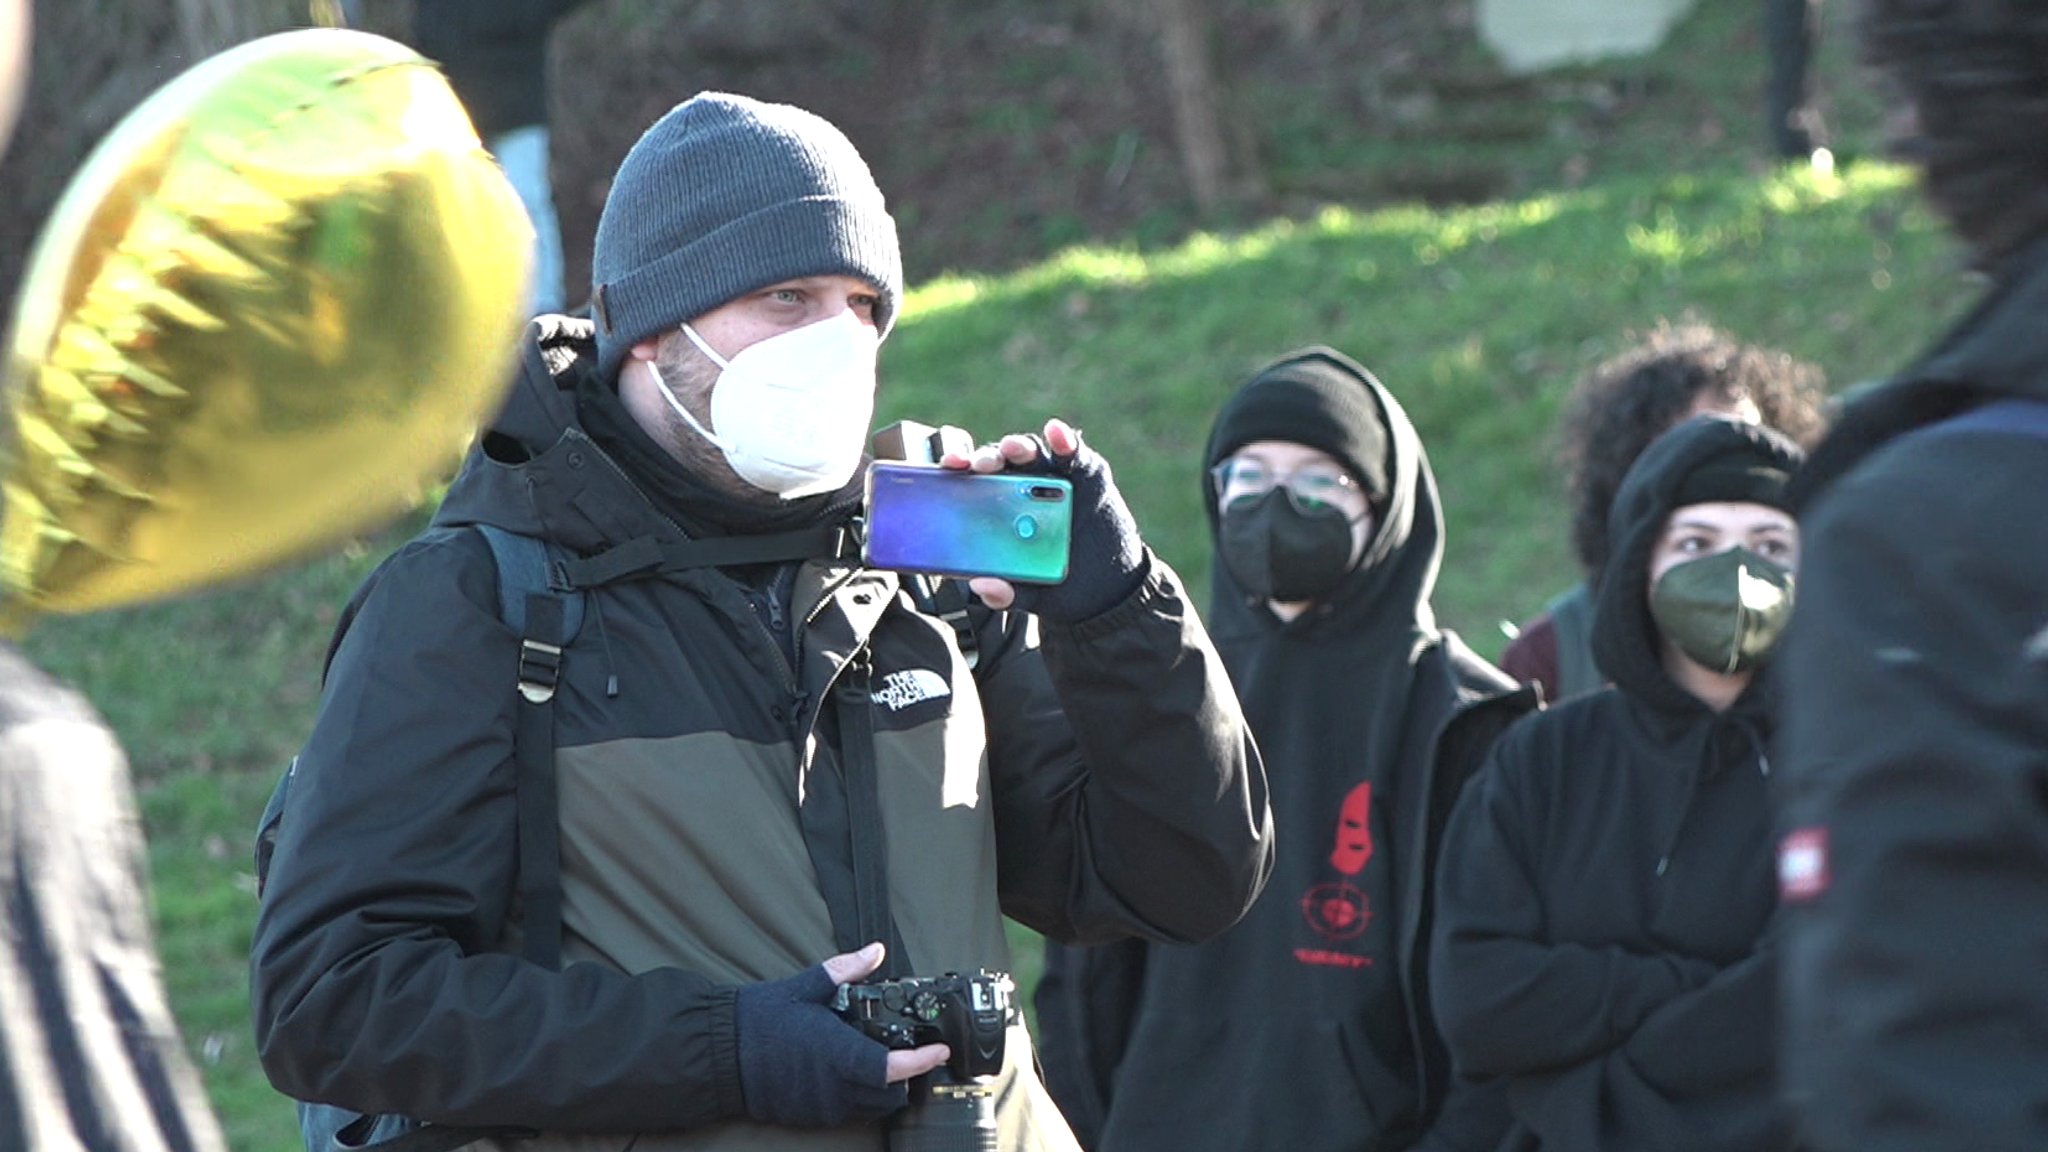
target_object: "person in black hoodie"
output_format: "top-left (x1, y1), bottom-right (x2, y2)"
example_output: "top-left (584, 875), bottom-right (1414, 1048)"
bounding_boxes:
top-left (1036, 347), bottom-right (1537, 1152)
top-left (1498, 322), bottom-right (1826, 706)
top-left (1431, 414), bottom-right (1807, 1152)
top-left (1775, 4), bottom-right (2048, 1150)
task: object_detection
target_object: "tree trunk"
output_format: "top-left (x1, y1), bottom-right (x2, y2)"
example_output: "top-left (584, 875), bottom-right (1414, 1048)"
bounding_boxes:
top-left (1145, 0), bottom-right (1265, 214)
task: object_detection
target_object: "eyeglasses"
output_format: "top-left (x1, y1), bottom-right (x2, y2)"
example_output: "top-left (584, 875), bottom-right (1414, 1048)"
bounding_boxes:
top-left (1210, 457), bottom-right (1361, 513)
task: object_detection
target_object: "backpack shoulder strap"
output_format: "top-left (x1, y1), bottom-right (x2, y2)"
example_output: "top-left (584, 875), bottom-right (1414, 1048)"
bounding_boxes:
top-left (473, 523), bottom-right (585, 668)
top-left (470, 523), bottom-right (579, 971)
top-left (906, 573), bottom-right (983, 670)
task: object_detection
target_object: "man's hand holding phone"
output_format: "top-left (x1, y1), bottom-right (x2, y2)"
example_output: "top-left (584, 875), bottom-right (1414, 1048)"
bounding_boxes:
top-left (942, 418), bottom-right (1147, 621)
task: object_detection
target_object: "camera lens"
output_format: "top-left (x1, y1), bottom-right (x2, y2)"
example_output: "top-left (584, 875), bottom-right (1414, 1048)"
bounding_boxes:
top-left (1026, 484), bottom-right (1064, 502)
top-left (889, 1068), bottom-right (998, 1152)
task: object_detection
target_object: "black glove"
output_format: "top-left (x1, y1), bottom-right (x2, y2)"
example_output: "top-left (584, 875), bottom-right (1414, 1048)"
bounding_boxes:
top-left (1003, 433), bottom-right (1147, 623)
top-left (734, 965), bottom-right (906, 1128)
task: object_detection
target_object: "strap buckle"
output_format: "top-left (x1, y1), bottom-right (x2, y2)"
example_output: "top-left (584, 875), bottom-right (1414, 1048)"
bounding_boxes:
top-left (517, 638), bottom-right (564, 703)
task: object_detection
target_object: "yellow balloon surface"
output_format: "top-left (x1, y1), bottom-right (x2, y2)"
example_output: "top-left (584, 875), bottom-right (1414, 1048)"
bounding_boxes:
top-left (0, 28), bottom-right (532, 629)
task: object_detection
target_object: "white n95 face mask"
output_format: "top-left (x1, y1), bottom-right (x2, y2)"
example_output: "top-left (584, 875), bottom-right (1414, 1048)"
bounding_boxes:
top-left (652, 309), bottom-right (880, 500)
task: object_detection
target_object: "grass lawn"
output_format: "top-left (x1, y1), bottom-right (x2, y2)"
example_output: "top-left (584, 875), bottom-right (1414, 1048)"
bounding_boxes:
top-left (17, 3), bottom-right (1975, 1148)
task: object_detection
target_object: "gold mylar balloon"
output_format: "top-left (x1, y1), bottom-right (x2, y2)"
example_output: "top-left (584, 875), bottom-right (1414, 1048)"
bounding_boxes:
top-left (0, 28), bottom-right (533, 632)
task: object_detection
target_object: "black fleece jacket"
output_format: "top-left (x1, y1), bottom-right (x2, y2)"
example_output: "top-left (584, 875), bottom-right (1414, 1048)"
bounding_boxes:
top-left (1431, 418), bottom-right (1806, 1152)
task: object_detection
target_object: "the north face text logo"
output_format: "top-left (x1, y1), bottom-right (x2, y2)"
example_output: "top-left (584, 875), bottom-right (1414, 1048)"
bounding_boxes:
top-left (872, 669), bottom-right (951, 711)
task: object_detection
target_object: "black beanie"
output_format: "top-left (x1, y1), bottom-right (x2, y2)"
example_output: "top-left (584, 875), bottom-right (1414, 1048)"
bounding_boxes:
top-left (1207, 347), bottom-right (1392, 500)
top-left (589, 92), bottom-right (902, 385)
top-left (1671, 432), bottom-right (1797, 512)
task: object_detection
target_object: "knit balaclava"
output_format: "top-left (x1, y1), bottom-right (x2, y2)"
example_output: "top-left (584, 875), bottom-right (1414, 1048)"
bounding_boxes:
top-left (589, 91), bottom-right (902, 385)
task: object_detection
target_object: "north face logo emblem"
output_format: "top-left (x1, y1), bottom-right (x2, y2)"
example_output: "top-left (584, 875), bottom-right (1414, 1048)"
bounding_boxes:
top-left (872, 669), bottom-right (952, 711)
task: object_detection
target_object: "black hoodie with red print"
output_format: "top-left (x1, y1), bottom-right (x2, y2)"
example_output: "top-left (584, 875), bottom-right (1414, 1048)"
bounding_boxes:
top-left (1037, 348), bottom-right (1536, 1152)
top-left (1429, 417), bottom-right (1807, 1152)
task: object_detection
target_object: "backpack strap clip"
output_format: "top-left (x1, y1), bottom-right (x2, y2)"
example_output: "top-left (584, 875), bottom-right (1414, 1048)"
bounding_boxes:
top-left (516, 637), bottom-right (565, 704)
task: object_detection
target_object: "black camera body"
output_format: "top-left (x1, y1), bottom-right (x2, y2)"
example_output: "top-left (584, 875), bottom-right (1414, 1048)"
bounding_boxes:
top-left (872, 419), bottom-right (975, 466)
top-left (832, 969), bottom-right (1016, 1080)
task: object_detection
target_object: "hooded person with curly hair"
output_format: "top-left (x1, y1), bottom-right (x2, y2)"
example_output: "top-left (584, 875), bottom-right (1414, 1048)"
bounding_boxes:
top-left (1775, 4), bottom-right (2048, 1150)
top-left (1499, 323), bottom-right (1825, 704)
top-left (1434, 415), bottom-right (1809, 1152)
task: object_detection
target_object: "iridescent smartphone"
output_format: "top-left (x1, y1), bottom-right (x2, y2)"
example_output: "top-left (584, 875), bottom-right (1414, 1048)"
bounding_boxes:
top-left (863, 462), bottom-right (1072, 584)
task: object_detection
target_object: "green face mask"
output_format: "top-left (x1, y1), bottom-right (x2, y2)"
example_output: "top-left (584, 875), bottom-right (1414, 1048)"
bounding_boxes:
top-left (1649, 547), bottom-right (1796, 675)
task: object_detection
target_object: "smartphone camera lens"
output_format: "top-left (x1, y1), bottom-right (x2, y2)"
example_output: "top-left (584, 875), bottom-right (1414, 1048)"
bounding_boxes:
top-left (1026, 484), bottom-right (1065, 502)
top-left (1014, 515), bottom-right (1038, 540)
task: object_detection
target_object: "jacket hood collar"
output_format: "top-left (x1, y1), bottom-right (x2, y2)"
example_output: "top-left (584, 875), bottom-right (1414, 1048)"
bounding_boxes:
top-left (1796, 231), bottom-right (2048, 507)
top-left (433, 316), bottom-right (689, 553)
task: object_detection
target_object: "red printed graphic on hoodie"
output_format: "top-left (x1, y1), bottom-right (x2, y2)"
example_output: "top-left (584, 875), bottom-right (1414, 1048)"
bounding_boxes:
top-left (1296, 781), bottom-right (1377, 968)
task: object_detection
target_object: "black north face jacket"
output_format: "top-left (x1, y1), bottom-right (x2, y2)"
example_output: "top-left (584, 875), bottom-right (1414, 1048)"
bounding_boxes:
top-left (249, 317), bottom-right (1274, 1152)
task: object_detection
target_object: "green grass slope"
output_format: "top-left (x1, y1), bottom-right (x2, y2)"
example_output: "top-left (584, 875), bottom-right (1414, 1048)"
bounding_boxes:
top-left (883, 163), bottom-right (1964, 632)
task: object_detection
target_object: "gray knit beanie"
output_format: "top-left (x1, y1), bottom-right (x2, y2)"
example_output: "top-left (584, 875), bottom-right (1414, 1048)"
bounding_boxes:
top-left (589, 92), bottom-right (902, 384)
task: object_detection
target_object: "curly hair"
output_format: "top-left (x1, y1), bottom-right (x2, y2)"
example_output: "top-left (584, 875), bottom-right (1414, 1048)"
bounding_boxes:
top-left (1862, 0), bottom-right (2048, 268)
top-left (1557, 322), bottom-right (1827, 584)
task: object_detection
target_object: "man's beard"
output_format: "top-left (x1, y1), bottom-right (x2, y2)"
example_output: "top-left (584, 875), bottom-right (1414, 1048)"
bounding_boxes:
top-left (651, 338), bottom-right (789, 510)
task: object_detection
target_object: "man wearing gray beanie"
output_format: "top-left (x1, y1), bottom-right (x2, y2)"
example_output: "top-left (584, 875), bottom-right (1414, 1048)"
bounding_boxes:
top-left (251, 91), bottom-right (1273, 1152)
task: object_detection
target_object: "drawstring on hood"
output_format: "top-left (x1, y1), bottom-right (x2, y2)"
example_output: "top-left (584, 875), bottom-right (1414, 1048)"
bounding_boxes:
top-left (1650, 715), bottom-right (1773, 879)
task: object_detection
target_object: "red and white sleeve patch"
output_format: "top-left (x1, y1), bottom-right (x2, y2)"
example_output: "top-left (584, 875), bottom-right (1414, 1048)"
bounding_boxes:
top-left (1778, 827), bottom-right (1830, 903)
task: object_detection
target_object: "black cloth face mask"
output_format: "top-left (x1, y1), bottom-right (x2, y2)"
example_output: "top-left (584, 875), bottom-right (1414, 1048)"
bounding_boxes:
top-left (1219, 489), bottom-right (1358, 604)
